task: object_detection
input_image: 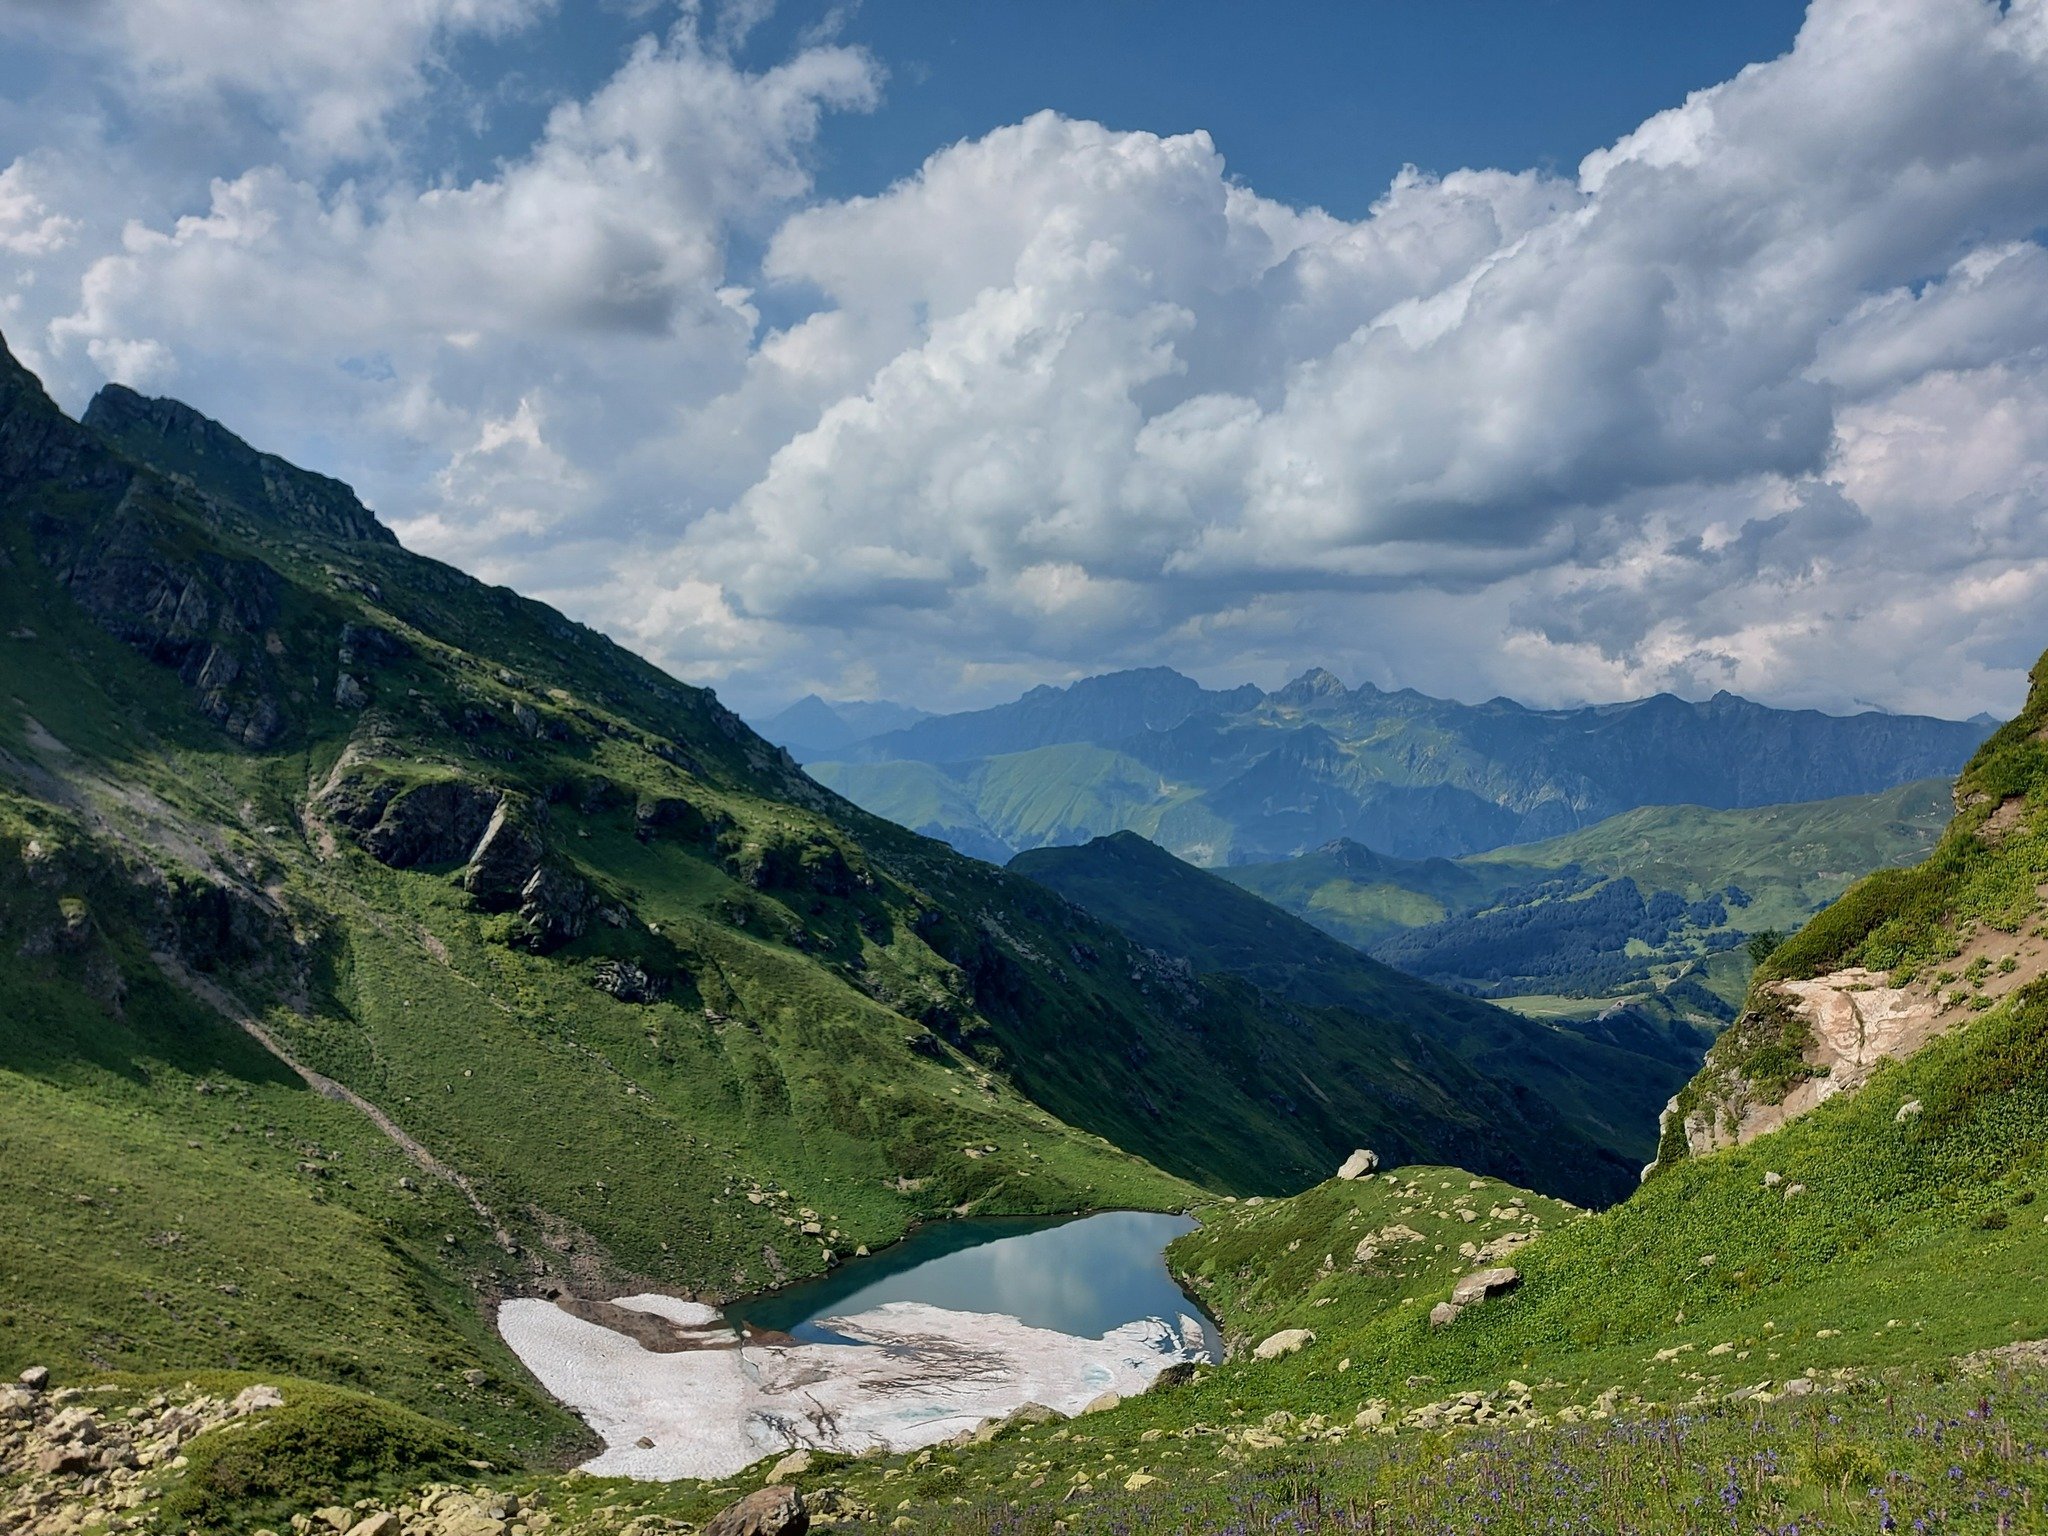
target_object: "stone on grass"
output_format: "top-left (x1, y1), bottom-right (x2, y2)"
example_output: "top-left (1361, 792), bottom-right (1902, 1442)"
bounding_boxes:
top-left (769, 1449), bottom-right (813, 1481)
top-left (1429, 1302), bottom-right (1463, 1328)
top-left (1895, 1099), bottom-right (1923, 1123)
top-left (1253, 1329), bottom-right (1315, 1360)
top-left (18, 1366), bottom-right (49, 1391)
top-left (344, 1514), bottom-right (399, 1536)
top-left (705, 1485), bottom-right (807, 1536)
top-left (1449, 1267), bottom-right (1521, 1307)
top-left (232, 1385), bottom-right (284, 1414)
top-left (1081, 1391), bottom-right (1122, 1414)
top-left (1335, 1149), bottom-right (1380, 1180)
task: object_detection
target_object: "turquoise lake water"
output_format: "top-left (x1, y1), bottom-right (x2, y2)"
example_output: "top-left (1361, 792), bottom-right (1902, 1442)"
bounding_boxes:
top-left (728, 1209), bottom-right (1222, 1360)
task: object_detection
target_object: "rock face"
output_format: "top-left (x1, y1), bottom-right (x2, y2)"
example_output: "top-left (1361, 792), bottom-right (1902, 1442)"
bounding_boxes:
top-left (48, 508), bottom-right (288, 747)
top-left (83, 382), bottom-right (398, 547)
top-left (1253, 1328), bottom-right (1315, 1360)
top-left (1335, 1148), bottom-right (1380, 1180)
top-left (1679, 968), bottom-right (1947, 1157)
top-left (463, 799), bottom-right (547, 906)
top-left (704, 1486), bottom-right (807, 1536)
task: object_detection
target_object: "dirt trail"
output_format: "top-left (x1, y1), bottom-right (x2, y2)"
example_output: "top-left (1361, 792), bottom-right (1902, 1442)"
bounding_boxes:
top-left (152, 948), bottom-right (518, 1254)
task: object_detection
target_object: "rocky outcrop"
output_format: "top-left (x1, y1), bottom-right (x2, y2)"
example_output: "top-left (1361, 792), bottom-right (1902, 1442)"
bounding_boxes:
top-left (357, 780), bottom-right (502, 870)
top-left (1432, 1266), bottom-right (1521, 1327)
top-left (511, 866), bottom-right (596, 952)
top-left (591, 960), bottom-right (664, 1004)
top-left (42, 503), bottom-right (288, 747)
top-left (1673, 967), bottom-right (1950, 1158)
top-left (463, 800), bottom-right (548, 907)
top-left (1450, 1266), bottom-right (1521, 1306)
top-left (634, 794), bottom-right (724, 845)
top-left (453, 797), bottom-right (597, 951)
top-left (704, 1486), bottom-right (807, 1536)
top-left (83, 383), bottom-right (397, 547)
top-left (0, 1373), bottom-right (289, 1536)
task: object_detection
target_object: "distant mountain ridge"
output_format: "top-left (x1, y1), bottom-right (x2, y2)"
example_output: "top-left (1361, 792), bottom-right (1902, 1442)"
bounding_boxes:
top-left (811, 666), bottom-right (1992, 864)
top-left (753, 693), bottom-right (931, 762)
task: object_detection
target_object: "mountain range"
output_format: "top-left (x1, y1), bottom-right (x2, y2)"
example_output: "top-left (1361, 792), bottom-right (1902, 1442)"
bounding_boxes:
top-left (795, 666), bottom-right (1991, 865)
top-left (2, 325), bottom-right (2046, 1536)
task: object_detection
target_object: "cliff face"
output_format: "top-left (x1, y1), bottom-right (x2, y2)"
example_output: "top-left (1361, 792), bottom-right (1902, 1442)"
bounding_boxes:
top-left (1656, 656), bottom-right (2048, 1169)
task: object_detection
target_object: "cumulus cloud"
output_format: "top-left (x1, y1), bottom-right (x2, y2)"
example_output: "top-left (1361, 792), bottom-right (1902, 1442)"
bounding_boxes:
top-left (2, 0), bottom-right (2047, 717)
top-left (648, 0), bottom-right (2048, 712)
top-left (1, 0), bottom-right (552, 163)
top-left (20, 19), bottom-right (878, 609)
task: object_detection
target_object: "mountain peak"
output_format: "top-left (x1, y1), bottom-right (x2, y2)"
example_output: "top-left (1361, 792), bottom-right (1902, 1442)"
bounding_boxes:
top-left (1273, 667), bottom-right (1348, 705)
top-left (84, 382), bottom-right (396, 547)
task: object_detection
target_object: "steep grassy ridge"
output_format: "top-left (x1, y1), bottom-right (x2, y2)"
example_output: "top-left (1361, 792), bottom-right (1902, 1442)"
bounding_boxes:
top-left (1013, 833), bottom-right (1702, 1166)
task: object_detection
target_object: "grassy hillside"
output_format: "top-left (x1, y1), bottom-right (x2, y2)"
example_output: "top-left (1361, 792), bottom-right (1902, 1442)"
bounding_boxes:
top-left (0, 322), bottom-right (1665, 1454)
top-left (1013, 833), bottom-right (1705, 1166)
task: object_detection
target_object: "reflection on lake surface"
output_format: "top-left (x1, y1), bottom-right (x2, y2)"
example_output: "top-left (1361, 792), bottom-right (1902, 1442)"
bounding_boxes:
top-left (496, 1208), bottom-right (1219, 1480)
top-left (732, 1209), bottom-right (1222, 1359)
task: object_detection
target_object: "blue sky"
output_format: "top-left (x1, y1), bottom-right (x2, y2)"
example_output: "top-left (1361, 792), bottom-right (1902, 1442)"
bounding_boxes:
top-left (438, 3), bottom-right (1810, 217)
top-left (1, 1), bottom-right (2044, 720)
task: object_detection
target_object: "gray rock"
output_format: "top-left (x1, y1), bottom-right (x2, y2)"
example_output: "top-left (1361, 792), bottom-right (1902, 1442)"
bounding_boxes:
top-left (516, 864), bottom-right (596, 952)
top-left (592, 960), bottom-right (665, 1004)
top-left (704, 1485), bottom-right (807, 1536)
top-left (1336, 1149), bottom-right (1380, 1180)
top-left (463, 799), bottom-right (546, 909)
top-left (1252, 1329), bottom-right (1315, 1360)
top-left (19, 1364), bottom-right (49, 1390)
top-left (334, 672), bottom-right (370, 709)
top-left (1429, 1301), bottom-right (1463, 1328)
top-left (331, 777), bottom-right (501, 869)
top-left (1450, 1267), bottom-right (1521, 1307)
top-left (1895, 1099), bottom-right (1923, 1123)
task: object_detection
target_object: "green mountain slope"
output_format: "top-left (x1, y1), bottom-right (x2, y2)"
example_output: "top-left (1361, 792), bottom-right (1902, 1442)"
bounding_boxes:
top-left (1221, 782), bottom-right (1949, 1006)
top-left (1012, 833), bottom-right (1705, 1167)
top-left (0, 329), bottom-right (1657, 1446)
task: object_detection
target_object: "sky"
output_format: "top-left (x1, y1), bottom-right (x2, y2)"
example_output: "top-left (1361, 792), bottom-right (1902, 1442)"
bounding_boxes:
top-left (1, 0), bottom-right (2045, 722)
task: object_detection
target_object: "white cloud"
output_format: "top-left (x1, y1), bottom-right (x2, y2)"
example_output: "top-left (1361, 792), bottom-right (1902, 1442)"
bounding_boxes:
top-left (652, 0), bottom-right (2048, 713)
top-left (2, 0), bottom-right (552, 163)
top-left (3, 0), bottom-right (2047, 718)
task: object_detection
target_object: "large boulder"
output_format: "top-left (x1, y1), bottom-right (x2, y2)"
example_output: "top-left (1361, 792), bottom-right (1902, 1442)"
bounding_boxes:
top-left (1450, 1267), bottom-right (1521, 1307)
top-left (592, 960), bottom-right (664, 1004)
top-left (515, 865), bottom-right (596, 952)
top-left (705, 1485), bottom-right (807, 1536)
top-left (1336, 1148), bottom-right (1380, 1180)
top-left (1253, 1328), bottom-right (1315, 1360)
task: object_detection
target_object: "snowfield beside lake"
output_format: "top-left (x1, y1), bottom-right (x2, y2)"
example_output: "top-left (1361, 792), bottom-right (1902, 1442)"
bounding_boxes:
top-left (499, 1293), bottom-right (1209, 1480)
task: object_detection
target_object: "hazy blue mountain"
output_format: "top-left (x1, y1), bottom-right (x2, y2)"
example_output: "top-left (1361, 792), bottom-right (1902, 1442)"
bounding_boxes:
top-left (754, 692), bottom-right (930, 761)
top-left (814, 666), bottom-right (1991, 864)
